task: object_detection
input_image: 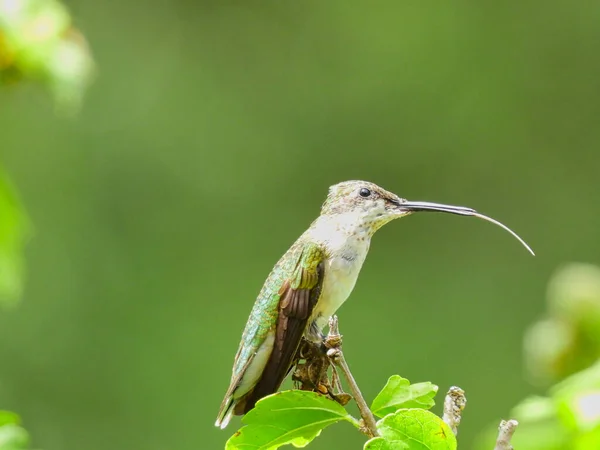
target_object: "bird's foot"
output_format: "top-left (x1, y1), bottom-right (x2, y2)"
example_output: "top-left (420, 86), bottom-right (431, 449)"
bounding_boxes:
top-left (293, 317), bottom-right (352, 405)
top-left (312, 374), bottom-right (352, 406)
top-left (323, 315), bottom-right (343, 349)
top-left (292, 335), bottom-right (351, 405)
top-left (330, 390), bottom-right (353, 406)
top-left (326, 358), bottom-right (352, 405)
top-left (293, 339), bottom-right (330, 391)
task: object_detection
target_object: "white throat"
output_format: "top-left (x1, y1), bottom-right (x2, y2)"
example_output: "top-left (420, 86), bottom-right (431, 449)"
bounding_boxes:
top-left (309, 211), bottom-right (374, 246)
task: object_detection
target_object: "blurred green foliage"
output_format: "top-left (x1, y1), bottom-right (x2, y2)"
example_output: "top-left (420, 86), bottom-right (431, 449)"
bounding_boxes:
top-left (1, 0), bottom-right (92, 446)
top-left (0, 0), bottom-right (94, 111)
top-left (0, 411), bottom-right (30, 450)
top-left (525, 263), bottom-right (600, 385)
top-left (0, 172), bottom-right (31, 448)
top-left (477, 263), bottom-right (600, 449)
top-left (477, 361), bottom-right (600, 450)
top-left (0, 170), bottom-right (29, 307)
top-left (2, 1), bottom-right (600, 450)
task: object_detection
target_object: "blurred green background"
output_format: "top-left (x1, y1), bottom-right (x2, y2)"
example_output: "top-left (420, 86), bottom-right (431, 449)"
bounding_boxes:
top-left (2, 1), bottom-right (600, 449)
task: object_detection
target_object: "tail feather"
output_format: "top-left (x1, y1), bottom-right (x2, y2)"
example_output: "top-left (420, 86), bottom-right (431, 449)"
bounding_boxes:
top-left (240, 373), bottom-right (283, 415)
top-left (216, 333), bottom-right (276, 428)
top-left (215, 396), bottom-right (235, 429)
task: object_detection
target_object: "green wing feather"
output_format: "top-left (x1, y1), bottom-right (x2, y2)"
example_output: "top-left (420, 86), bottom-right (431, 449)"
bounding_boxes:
top-left (241, 241), bottom-right (324, 412)
top-left (215, 239), bottom-right (325, 427)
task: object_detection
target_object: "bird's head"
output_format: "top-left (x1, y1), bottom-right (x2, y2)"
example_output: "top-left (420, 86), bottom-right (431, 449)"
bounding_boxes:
top-left (320, 180), bottom-right (409, 234)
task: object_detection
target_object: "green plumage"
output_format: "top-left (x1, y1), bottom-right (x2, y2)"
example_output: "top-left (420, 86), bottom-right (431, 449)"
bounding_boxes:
top-left (216, 237), bottom-right (325, 428)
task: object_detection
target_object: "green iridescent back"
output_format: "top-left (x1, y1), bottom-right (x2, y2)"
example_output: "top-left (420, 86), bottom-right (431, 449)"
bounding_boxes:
top-left (231, 238), bottom-right (305, 378)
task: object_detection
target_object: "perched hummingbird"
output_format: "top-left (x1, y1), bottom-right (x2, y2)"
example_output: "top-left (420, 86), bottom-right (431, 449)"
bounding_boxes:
top-left (215, 180), bottom-right (533, 428)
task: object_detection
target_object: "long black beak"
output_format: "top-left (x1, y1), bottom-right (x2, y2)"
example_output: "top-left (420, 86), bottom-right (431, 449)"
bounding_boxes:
top-left (399, 201), bottom-right (476, 216)
top-left (400, 200), bottom-right (535, 256)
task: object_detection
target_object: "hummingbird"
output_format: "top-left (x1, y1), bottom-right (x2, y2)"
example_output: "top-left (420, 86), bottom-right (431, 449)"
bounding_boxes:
top-left (215, 180), bottom-right (533, 429)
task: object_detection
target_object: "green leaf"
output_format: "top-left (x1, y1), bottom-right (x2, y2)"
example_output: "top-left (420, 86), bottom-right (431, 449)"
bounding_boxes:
top-left (376, 409), bottom-right (457, 450)
top-left (0, 171), bottom-right (31, 308)
top-left (371, 376), bottom-right (438, 417)
top-left (364, 436), bottom-right (409, 449)
top-left (226, 390), bottom-right (356, 450)
top-left (0, 411), bottom-right (20, 427)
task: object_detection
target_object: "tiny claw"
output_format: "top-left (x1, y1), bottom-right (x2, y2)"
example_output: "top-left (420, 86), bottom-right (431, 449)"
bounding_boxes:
top-left (327, 347), bottom-right (342, 363)
top-left (316, 384), bottom-right (329, 395)
top-left (331, 392), bottom-right (353, 406)
top-left (324, 334), bottom-right (343, 349)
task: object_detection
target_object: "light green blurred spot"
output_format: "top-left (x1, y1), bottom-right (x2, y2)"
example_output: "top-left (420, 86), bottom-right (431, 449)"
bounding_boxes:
top-left (0, 423), bottom-right (30, 450)
top-left (0, 411), bottom-right (20, 427)
top-left (575, 427), bottom-right (600, 450)
top-left (548, 263), bottom-right (600, 327)
top-left (510, 396), bottom-right (556, 422)
top-left (553, 360), bottom-right (600, 432)
top-left (0, 170), bottom-right (31, 307)
top-left (0, 0), bottom-right (94, 112)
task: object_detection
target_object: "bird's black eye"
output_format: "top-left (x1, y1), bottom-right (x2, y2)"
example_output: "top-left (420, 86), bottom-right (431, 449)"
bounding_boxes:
top-left (359, 188), bottom-right (371, 198)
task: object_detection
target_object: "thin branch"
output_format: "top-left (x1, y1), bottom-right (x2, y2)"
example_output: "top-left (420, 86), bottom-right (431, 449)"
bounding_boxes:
top-left (324, 316), bottom-right (380, 438)
top-left (442, 386), bottom-right (466, 435)
top-left (494, 419), bottom-right (519, 450)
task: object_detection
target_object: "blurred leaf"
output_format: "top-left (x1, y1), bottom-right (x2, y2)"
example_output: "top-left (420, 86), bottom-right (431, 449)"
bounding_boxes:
top-left (575, 427), bottom-right (600, 450)
top-left (0, 171), bottom-right (31, 307)
top-left (523, 317), bottom-right (580, 386)
top-left (226, 390), bottom-right (355, 450)
top-left (526, 263), bottom-right (600, 387)
top-left (548, 263), bottom-right (600, 333)
top-left (552, 360), bottom-right (600, 394)
top-left (364, 436), bottom-right (409, 449)
top-left (504, 395), bottom-right (570, 450)
top-left (0, 0), bottom-right (94, 111)
top-left (556, 389), bottom-right (600, 433)
top-left (371, 376), bottom-right (438, 418)
top-left (0, 423), bottom-right (29, 450)
top-left (477, 361), bottom-right (600, 449)
top-left (0, 412), bottom-right (20, 427)
top-left (375, 409), bottom-right (456, 450)
top-left (553, 361), bottom-right (600, 432)
top-left (510, 396), bottom-right (556, 422)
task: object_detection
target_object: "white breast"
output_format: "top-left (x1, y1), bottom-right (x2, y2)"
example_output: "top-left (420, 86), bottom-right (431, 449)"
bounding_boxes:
top-left (306, 213), bottom-right (372, 333)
